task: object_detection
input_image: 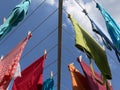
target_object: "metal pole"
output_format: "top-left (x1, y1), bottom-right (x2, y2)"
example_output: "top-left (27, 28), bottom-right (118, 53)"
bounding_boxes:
top-left (57, 0), bottom-right (63, 90)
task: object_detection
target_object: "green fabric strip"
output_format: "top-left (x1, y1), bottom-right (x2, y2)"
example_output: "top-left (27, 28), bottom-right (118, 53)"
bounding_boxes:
top-left (68, 14), bottom-right (112, 79)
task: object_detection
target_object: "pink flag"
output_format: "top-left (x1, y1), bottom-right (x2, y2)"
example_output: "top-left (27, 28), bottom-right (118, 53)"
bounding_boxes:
top-left (0, 32), bottom-right (32, 90)
top-left (77, 56), bottom-right (113, 90)
top-left (12, 52), bottom-right (47, 90)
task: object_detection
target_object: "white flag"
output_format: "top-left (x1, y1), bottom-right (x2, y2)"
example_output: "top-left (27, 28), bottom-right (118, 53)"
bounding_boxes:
top-left (13, 63), bottom-right (21, 79)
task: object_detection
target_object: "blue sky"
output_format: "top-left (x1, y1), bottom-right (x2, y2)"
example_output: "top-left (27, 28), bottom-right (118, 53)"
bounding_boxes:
top-left (0, 0), bottom-right (120, 90)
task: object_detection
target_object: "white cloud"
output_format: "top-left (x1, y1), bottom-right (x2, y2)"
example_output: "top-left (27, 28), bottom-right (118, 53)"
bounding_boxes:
top-left (63, 0), bottom-right (95, 35)
top-left (32, 0), bottom-right (58, 8)
top-left (45, 0), bottom-right (56, 6)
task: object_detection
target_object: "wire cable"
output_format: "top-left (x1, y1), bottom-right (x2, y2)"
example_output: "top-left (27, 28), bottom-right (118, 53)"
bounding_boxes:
top-left (21, 27), bottom-right (57, 59)
top-left (44, 59), bottom-right (57, 70)
top-left (31, 8), bottom-right (58, 33)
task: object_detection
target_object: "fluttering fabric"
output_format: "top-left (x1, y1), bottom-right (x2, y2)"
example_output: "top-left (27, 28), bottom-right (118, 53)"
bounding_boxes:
top-left (0, 0), bottom-right (31, 40)
top-left (77, 57), bottom-right (113, 90)
top-left (0, 33), bottom-right (32, 90)
top-left (68, 63), bottom-right (90, 90)
top-left (42, 77), bottom-right (54, 90)
top-left (68, 14), bottom-right (112, 79)
top-left (87, 13), bottom-right (120, 62)
top-left (96, 3), bottom-right (120, 51)
top-left (82, 9), bottom-right (120, 62)
top-left (12, 53), bottom-right (47, 90)
top-left (13, 63), bottom-right (21, 79)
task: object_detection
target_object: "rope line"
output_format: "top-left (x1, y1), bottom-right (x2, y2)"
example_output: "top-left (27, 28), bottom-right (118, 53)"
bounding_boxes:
top-left (44, 59), bottom-right (57, 70)
top-left (21, 27), bottom-right (57, 59)
top-left (31, 8), bottom-right (58, 33)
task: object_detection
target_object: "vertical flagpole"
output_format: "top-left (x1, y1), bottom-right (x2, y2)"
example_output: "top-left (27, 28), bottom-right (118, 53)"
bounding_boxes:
top-left (58, 0), bottom-right (63, 90)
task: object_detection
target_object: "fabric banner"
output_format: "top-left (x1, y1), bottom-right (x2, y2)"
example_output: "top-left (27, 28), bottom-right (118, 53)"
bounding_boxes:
top-left (68, 63), bottom-right (90, 90)
top-left (82, 9), bottom-right (120, 62)
top-left (96, 3), bottom-right (120, 51)
top-left (0, 0), bottom-right (31, 40)
top-left (12, 52), bottom-right (47, 90)
top-left (0, 32), bottom-right (32, 90)
top-left (77, 57), bottom-right (113, 90)
top-left (42, 77), bottom-right (54, 90)
top-left (13, 63), bottom-right (21, 79)
top-left (68, 14), bottom-right (112, 79)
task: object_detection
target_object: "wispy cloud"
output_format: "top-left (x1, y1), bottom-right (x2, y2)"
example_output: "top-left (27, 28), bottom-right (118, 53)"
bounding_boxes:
top-left (31, 0), bottom-right (58, 9)
top-left (63, 0), bottom-right (94, 35)
top-left (45, 0), bottom-right (56, 6)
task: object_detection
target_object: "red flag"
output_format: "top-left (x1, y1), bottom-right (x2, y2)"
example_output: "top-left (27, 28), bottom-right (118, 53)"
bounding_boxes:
top-left (0, 32), bottom-right (32, 90)
top-left (12, 52), bottom-right (47, 90)
top-left (77, 56), bottom-right (113, 90)
top-left (68, 63), bottom-right (90, 90)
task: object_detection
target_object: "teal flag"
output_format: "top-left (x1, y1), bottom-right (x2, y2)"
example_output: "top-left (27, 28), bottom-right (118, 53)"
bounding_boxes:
top-left (96, 3), bottom-right (120, 51)
top-left (0, 0), bottom-right (31, 40)
top-left (42, 78), bottom-right (54, 90)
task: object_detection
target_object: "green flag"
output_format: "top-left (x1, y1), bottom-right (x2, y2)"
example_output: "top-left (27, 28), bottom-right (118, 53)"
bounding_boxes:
top-left (68, 14), bottom-right (112, 79)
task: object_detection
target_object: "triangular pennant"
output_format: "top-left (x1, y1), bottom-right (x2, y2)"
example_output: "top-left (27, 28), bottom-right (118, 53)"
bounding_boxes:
top-left (12, 52), bottom-right (47, 90)
top-left (0, 32), bottom-right (32, 90)
top-left (68, 63), bottom-right (90, 90)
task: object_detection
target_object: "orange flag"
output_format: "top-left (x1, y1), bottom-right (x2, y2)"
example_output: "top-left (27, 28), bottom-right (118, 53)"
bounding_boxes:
top-left (0, 32), bottom-right (32, 90)
top-left (12, 51), bottom-right (47, 90)
top-left (68, 63), bottom-right (90, 90)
